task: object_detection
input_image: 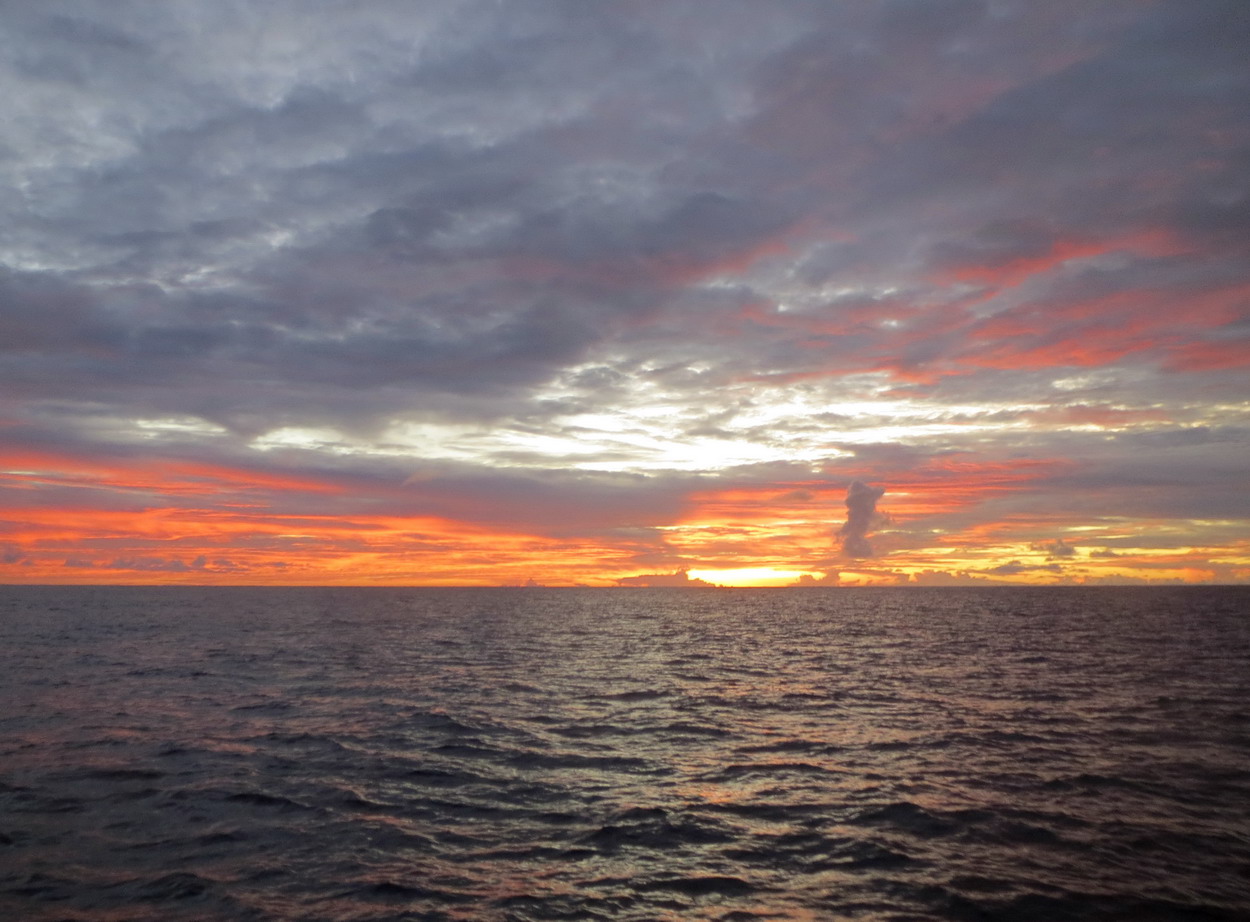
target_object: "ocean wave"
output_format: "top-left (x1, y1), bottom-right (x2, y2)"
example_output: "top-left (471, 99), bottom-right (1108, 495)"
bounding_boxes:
top-left (2, 585), bottom-right (1249, 921)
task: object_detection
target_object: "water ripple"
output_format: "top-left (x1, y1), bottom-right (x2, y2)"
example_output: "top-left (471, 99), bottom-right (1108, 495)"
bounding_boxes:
top-left (2, 585), bottom-right (1249, 921)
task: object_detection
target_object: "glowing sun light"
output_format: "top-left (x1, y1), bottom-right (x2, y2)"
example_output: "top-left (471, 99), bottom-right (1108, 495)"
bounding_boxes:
top-left (687, 567), bottom-right (814, 587)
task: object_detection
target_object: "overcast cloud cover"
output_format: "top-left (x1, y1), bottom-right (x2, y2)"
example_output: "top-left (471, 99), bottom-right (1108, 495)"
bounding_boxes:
top-left (2, 0), bottom-right (1247, 585)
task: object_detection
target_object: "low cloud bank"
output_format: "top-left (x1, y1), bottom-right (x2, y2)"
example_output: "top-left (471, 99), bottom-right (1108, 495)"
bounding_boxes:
top-left (616, 569), bottom-right (715, 587)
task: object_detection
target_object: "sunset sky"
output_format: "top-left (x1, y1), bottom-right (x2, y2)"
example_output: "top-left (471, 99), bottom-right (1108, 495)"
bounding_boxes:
top-left (2, 0), bottom-right (1247, 586)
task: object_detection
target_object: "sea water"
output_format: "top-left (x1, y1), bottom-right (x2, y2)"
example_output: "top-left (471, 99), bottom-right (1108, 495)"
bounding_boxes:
top-left (1, 586), bottom-right (1247, 921)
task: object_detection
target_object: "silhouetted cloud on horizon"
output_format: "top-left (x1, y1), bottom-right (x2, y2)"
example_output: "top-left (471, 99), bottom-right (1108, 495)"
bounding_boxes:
top-left (616, 569), bottom-right (715, 588)
top-left (840, 481), bottom-right (885, 558)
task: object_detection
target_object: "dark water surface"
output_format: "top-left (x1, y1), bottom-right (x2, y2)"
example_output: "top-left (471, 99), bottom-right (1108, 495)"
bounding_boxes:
top-left (2, 586), bottom-right (1248, 921)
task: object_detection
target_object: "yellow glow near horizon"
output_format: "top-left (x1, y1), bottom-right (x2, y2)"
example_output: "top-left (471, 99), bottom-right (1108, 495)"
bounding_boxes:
top-left (687, 567), bottom-right (814, 587)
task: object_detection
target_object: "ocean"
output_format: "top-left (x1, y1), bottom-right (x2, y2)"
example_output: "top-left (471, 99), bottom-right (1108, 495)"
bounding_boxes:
top-left (1, 586), bottom-right (1247, 921)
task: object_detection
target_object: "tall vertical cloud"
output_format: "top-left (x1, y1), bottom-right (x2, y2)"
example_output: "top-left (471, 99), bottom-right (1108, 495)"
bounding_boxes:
top-left (840, 481), bottom-right (885, 558)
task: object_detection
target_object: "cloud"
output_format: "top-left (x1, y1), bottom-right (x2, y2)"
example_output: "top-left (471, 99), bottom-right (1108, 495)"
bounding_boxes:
top-left (985, 560), bottom-right (1064, 576)
top-left (790, 572), bottom-right (839, 587)
top-left (0, 2), bottom-right (1246, 585)
top-left (900, 569), bottom-right (992, 586)
top-left (616, 569), bottom-right (715, 588)
top-left (840, 481), bottom-right (885, 558)
top-left (106, 556), bottom-right (199, 572)
top-left (1039, 537), bottom-right (1077, 558)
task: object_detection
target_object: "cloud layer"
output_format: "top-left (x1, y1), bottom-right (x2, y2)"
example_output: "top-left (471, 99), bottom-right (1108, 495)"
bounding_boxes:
top-left (2, 1), bottom-right (1247, 585)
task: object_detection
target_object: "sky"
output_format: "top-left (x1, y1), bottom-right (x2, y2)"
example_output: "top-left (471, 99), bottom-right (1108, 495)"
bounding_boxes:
top-left (1, 0), bottom-right (1248, 587)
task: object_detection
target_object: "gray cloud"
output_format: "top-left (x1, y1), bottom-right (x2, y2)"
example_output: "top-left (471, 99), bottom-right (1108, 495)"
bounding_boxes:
top-left (1041, 538), bottom-right (1077, 559)
top-left (106, 556), bottom-right (200, 572)
top-left (840, 481), bottom-right (885, 558)
top-left (985, 561), bottom-right (1064, 576)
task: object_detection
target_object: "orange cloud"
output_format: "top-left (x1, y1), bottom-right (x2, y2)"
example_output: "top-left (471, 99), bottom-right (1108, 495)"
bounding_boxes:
top-left (2, 444), bottom-right (1243, 587)
top-left (961, 280), bottom-right (1250, 372)
top-left (1163, 338), bottom-right (1250, 372)
top-left (1, 449), bottom-right (346, 498)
